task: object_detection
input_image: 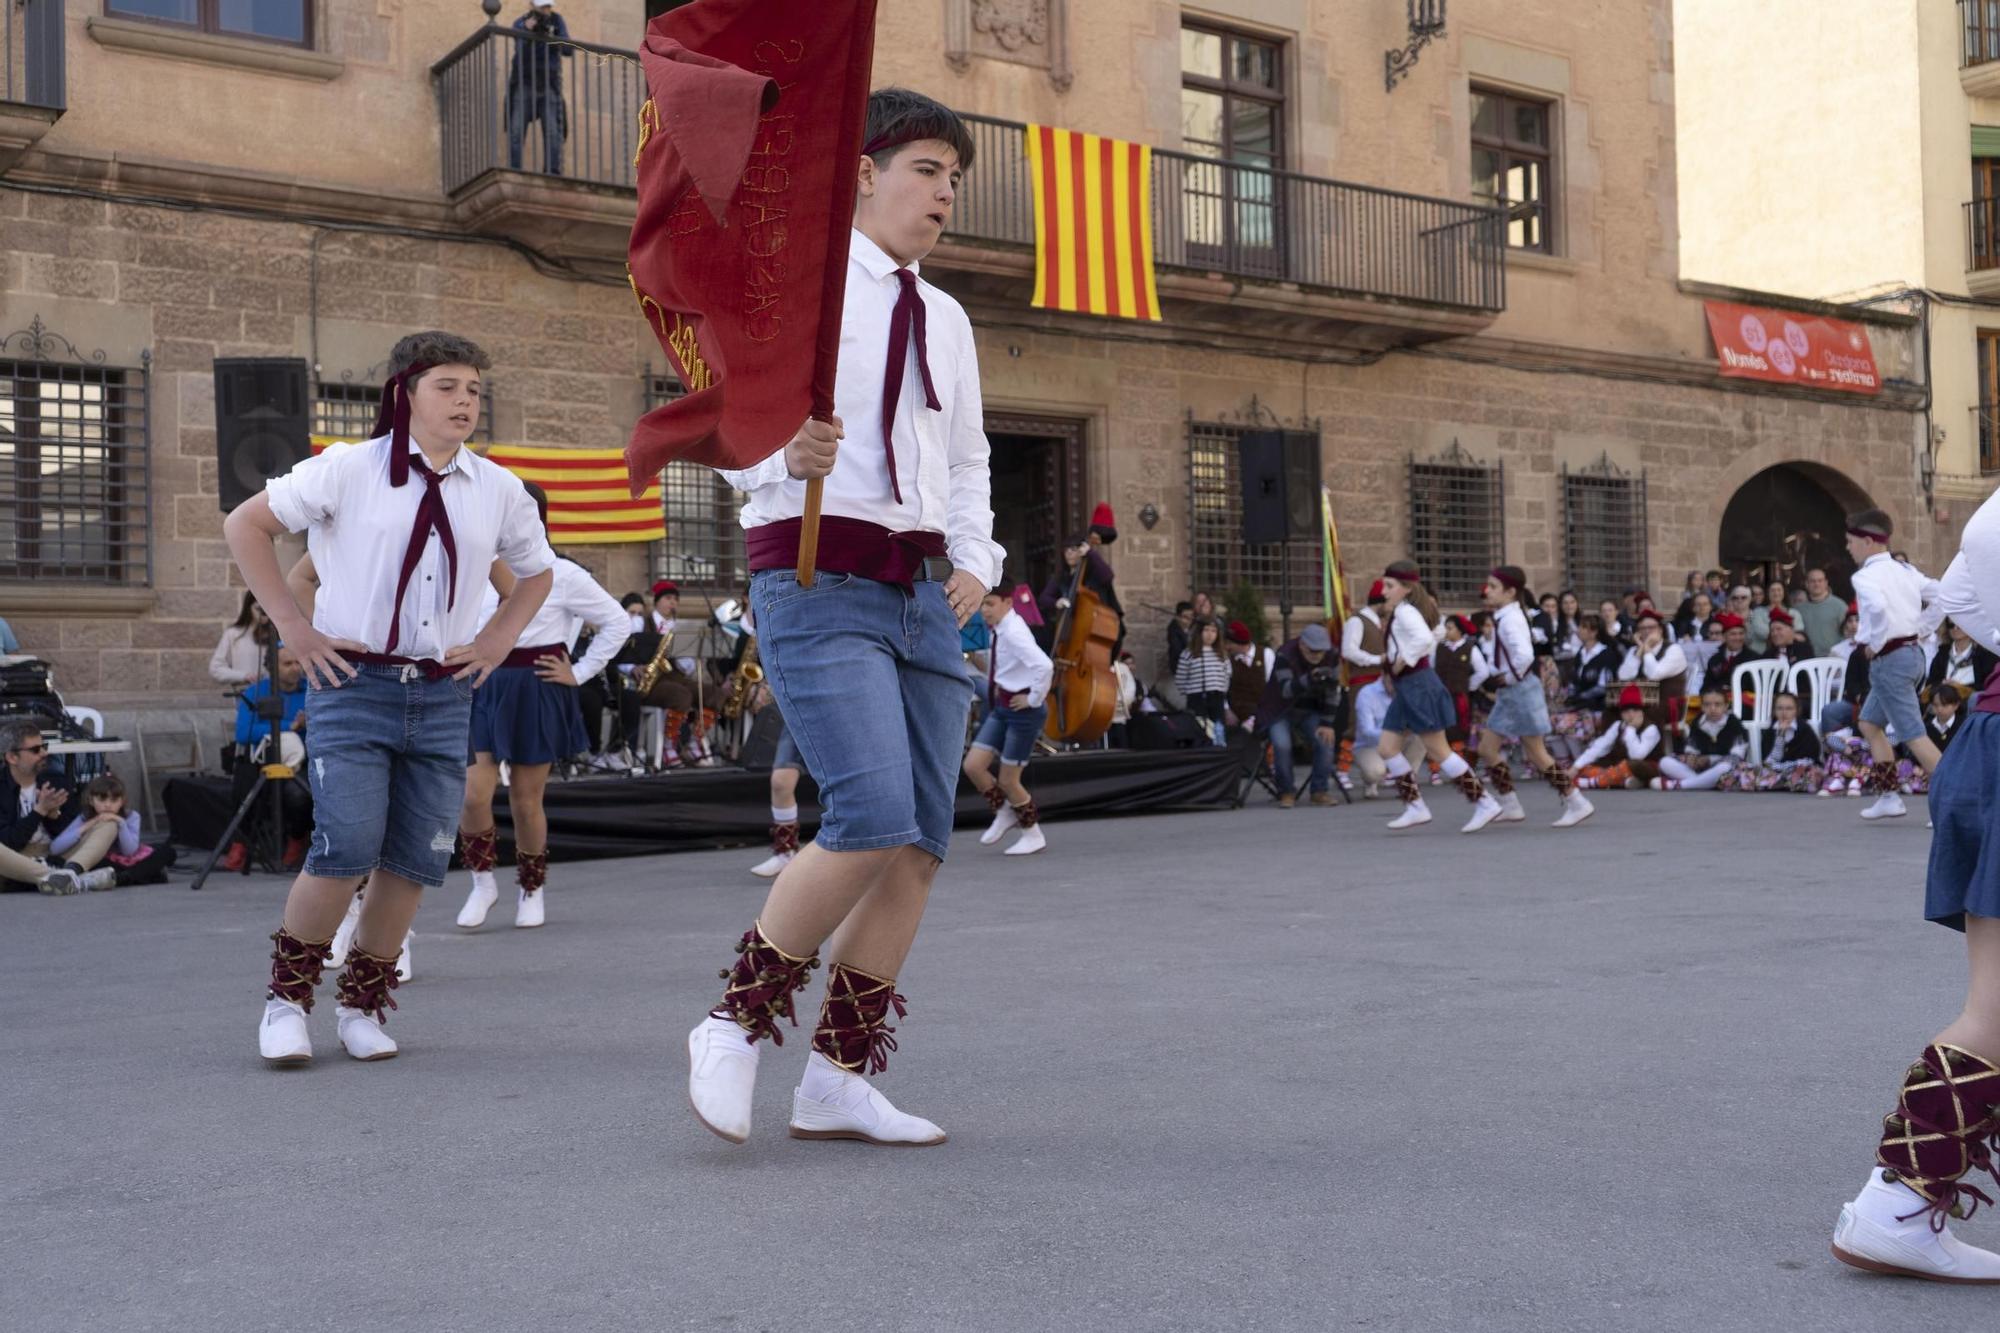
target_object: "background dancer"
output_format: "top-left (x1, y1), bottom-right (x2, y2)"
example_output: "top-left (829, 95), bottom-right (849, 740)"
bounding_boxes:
top-left (964, 585), bottom-right (1054, 856)
top-left (1376, 562), bottom-right (1497, 832)
top-left (223, 330), bottom-right (556, 1067)
top-left (752, 715), bottom-right (806, 879)
top-left (1847, 509), bottom-right (1942, 821)
top-left (456, 482), bottom-right (630, 931)
top-left (682, 89), bottom-right (1005, 1148)
top-left (1470, 566), bottom-right (1593, 831)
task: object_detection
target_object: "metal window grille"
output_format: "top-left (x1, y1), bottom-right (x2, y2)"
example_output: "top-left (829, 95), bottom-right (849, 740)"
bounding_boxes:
top-left (312, 376), bottom-right (494, 442)
top-left (1561, 454), bottom-right (1648, 606)
top-left (645, 372), bottom-right (745, 593)
top-left (1407, 440), bottom-right (1503, 601)
top-left (0, 319), bottom-right (152, 586)
top-left (1187, 419), bottom-right (1323, 603)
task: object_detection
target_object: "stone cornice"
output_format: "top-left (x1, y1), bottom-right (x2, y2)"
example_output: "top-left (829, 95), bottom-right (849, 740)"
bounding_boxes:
top-left (85, 15), bottom-right (345, 83)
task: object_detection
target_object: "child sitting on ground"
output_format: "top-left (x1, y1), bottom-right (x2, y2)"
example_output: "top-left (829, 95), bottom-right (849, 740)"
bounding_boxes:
top-left (1927, 683), bottom-right (1965, 753)
top-left (1653, 688), bottom-right (1748, 790)
top-left (1572, 686), bottom-right (1663, 789)
top-left (1721, 691), bottom-right (1823, 792)
top-left (47, 774), bottom-right (176, 887)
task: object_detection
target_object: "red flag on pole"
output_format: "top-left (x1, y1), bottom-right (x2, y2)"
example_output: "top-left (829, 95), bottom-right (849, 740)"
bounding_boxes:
top-left (623, 0), bottom-right (880, 493)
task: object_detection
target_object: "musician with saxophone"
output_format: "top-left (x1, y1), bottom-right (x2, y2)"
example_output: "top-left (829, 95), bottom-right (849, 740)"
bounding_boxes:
top-left (453, 485), bottom-right (629, 933)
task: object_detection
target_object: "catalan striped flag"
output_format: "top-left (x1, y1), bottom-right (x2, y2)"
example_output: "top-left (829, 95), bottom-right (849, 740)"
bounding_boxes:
top-left (1321, 484), bottom-right (1349, 626)
top-left (309, 437), bottom-right (665, 545)
top-left (1025, 124), bottom-right (1162, 321)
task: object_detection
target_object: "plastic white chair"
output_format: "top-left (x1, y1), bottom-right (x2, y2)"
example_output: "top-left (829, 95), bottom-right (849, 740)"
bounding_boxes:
top-left (1732, 659), bottom-right (1789, 764)
top-left (63, 706), bottom-right (104, 738)
top-left (638, 706), bottom-right (666, 770)
top-left (1787, 657), bottom-right (1847, 733)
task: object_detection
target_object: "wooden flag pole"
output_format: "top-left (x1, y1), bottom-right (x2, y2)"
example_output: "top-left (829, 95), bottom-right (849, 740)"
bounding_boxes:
top-left (796, 476), bottom-right (824, 587)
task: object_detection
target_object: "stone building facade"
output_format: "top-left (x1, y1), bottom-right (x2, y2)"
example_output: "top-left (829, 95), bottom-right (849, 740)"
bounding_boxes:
top-left (0, 0), bottom-right (1944, 805)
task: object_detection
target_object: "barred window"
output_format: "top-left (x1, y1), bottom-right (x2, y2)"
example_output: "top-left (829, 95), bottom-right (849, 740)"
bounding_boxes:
top-left (1407, 440), bottom-right (1504, 601)
top-left (1562, 455), bottom-right (1648, 606)
top-left (1187, 420), bottom-right (1322, 604)
top-left (0, 356), bottom-right (151, 585)
top-left (312, 378), bottom-right (494, 442)
top-left (645, 372), bottom-right (745, 593)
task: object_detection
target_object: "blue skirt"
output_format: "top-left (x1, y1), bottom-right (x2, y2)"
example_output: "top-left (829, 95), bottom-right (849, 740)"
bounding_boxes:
top-left (468, 665), bottom-right (589, 765)
top-left (1926, 711), bottom-right (2000, 932)
top-left (1382, 666), bottom-right (1457, 736)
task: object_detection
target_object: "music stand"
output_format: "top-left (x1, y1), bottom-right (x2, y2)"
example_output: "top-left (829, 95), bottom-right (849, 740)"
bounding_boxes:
top-left (190, 636), bottom-right (295, 889)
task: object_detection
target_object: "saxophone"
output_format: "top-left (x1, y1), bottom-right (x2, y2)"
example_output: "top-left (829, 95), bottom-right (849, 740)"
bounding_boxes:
top-left (721, 635), bottom-right (764, 719)
top-left (635, 633), bottom-right (676, 696)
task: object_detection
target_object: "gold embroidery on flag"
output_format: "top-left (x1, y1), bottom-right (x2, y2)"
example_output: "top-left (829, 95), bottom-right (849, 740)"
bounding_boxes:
top-left (634, 99), bottom-right (658, 167)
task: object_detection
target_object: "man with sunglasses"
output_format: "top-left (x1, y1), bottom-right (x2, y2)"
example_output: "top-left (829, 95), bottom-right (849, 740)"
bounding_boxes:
top-left (0, 721), bottom-right (104, 894)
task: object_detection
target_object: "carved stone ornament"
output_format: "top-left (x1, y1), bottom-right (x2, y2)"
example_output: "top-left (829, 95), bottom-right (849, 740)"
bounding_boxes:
top-left (973, 0), bottom-right (1047, 52)
top-left (945, 0), bottom-right (1072, 90)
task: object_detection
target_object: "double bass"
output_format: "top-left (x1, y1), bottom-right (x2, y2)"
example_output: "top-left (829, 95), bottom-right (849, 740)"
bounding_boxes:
top-left (1043, 546), bottom-right (1120, 744)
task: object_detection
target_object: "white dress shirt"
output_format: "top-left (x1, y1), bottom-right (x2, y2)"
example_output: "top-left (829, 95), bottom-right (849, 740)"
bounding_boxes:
top-left (1385, 602), bottom-right (1444, 672)
top-left (1851, 551), bottom-right (1937, 651)
top-left (719, 230), bottom-right (1006, 591)
top-left (1618, 640), bottom-right (1688, 683)
top-left (986, 608), bottom-right (1053, 707)
top-left (266, 436), bottom-right (557, 661)
top-left (1341, 609), bottom-right (1384, 670)
top-left (1489, 602), bottom-right (1536, 686)
top-left (1934, 494), bottom-right (2000, 658)
top-left (476, 560), bottom-right (630, 686)
top-left (1353, 678), bottom-right (1392, 746)
top-left (1575, 720), bottom-right (1662, 768)
top-left (1465, 642), bottom-right (1493, 693)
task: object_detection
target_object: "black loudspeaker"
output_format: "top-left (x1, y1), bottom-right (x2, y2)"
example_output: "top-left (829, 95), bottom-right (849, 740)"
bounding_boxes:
top-left (737, 705), bottom-right (786, 769)
top-left (1238, 429), bottom-right (1322, 544)
top-left (214, 357), bottom-right (312, 512)
top-left (1128, 711), bottom-right (1211, 750)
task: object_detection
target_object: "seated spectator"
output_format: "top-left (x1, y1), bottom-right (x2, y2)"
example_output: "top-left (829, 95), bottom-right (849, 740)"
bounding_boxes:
top-left (1702, 613), bottom-right (1763, 707)
top-left (1597, 598), bottom-right (1633, 650)
top-left (1927, 619), bottom-right (1999, 696)
top-left (1929, 683), bottom-right (1966, 752)
top-left (1764, 609), bottom-right (1809, 670)
top-left (1352, 672), bottom-right (1427, 800)
top-left (1257, 623), bottom-right (1342, 807)
top-left (1829, 609), bottom-right (1862, 662)
top-left (1721, 691), bottom-right (1822, 792)
top-left (1748, 581), bottom-right (1788, 654)
top-left (220, 646), bottom-right (313, 873)
top-left (1796, 568), bottom-right (1847, 656)
top-left (1573, 686), bottom-right (1663, 789)
top-left (1174, 618), bottom-right (1231, 746)
top-left (210, 591), bottom-right (276, 686)
top-left (1655, 688), bottom-right (1749, 790)
top-left (1722, 584), bottom-right (1755, 628)
top-left (1552, 590), bottom-right (1584, 675)
top-left (1618, 608), bottom-right (1688, 733)
top-left (1568, 615), bottom-right (1620, 711)
top-left (1674, 591), bottom-right (1715, 644)
top-left (0, 721), bottom-right (104, 893)
top-left (1682, 617), bottom-right (1725, 692)
top-left (47, 774), bottom-right (174, 887)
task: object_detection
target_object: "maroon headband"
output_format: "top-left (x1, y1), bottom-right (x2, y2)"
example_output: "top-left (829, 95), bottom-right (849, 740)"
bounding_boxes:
top-left (1489, 567), bottom-right (1524, 591)
top-left (861, 128), bottom-right (928, 158)
top-left (1847, 526), bottom-right (1889, 542)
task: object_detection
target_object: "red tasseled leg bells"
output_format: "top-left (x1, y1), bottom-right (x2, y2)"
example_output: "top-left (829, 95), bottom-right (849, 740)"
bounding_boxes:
top-left (459, 826), bottom-right (498, 874)
top-left (713, 922), bottom-right (820, 1045)
top-left (516, 848), bottom-right (548, 897)
top-left (1877, 1044), bottom-right (2000, 1228)
top-left (811, 963), bottom-right (909, 1076)
top-left (1486, 761), bottom-right (1516, 797)
top-left (769, 822), bottom-right (800, 855)
top-left (336, 947), bottom-right (402, 1024)
top-left (267, 927), bottom-right (331, 1012)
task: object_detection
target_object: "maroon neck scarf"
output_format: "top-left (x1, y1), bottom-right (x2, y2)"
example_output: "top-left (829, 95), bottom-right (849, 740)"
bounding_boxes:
top-left (881, 269), bottom-right (940, 505)
top-left (372, 363), bottom-right (459, 654)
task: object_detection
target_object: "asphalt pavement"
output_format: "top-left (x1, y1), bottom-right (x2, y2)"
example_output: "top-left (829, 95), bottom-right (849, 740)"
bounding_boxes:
top-left (1, 789), bottom-right (1982, 1331)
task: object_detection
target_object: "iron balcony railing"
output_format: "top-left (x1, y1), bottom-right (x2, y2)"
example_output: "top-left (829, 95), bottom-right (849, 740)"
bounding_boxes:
top-left (954, 114), bottom-right (1507, 312)
top-left (1972, 404), bottom-right (2000, 474)
top-left (1967, 196), bottom-right (2000, 271)
top-left (2, 0), bottom-right (65, 111)
top-left (432, 24), bottom-right (646, 195)
top-left (1967, 0), bottom-right (2000, 67)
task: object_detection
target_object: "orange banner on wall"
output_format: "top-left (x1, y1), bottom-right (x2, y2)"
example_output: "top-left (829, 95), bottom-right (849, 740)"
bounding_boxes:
top-left (1703, 301), bottom-right (1880, 395)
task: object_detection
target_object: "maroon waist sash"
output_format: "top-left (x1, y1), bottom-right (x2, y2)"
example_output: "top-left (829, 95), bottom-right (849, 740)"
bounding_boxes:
top-left (501, 642), bottom-right (570, 670)
top-left (1871, 635), bottom-right (1917, 659)
top-left (747, 516), bottom-right (949, 589)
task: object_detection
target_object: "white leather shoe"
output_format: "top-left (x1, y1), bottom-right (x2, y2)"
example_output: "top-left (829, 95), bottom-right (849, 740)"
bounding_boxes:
top-left (1832, 1168), bottom-right (2000, 1282)
top-left (326, 896), bottom-right (362, 968)
top-left (750, 849), bottom-right (795, 878)
top-left (1553, 792), bottom-right (1595, 828)
top-left (1862, 793), bottom-right (1908, 821)
top-left (1460, 794), bottom-right (1502, 834)
top-left (789, 1052), bottom-right (946, 1146)
top-left (259, 998), bottom-right (312, 1066)
top-left (336, 1005), bottom-right (399, 1061)
top-left (395, 932), bottom-right (413, 982)
top-left (1003, 825), bottom-right (1047, 856)
top-left (688, 1015), bottom-right (759, 1144)
top-left (1496, 792), bottom-right (1527, 823)
top-left (456, 871), bottom-right (499, 929)
top-left (514, 886), bottom-right (545, 929)
top-left (979, 802), bottom-right (1019, 846)
top-left (1387, 799), bottom-right (1432, 830)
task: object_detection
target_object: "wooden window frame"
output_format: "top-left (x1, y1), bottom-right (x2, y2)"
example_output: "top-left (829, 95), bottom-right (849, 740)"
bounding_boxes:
top-left (103, 0), bottom-right (314, 49)
top-left (1978, 331), bottom-right (2000, 474)
top-left (1471, 86), bottom-right (1557, 255)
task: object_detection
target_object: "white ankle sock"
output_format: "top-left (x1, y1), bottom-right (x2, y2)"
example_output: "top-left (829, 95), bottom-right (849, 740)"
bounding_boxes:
top-left (1439, 753), bottom-right (1470, 780)
top-left (799, 1051), bottom-right (868, 1106)
top-left (771, 804), bottom-right (799, 825)
top-left (1384, 753), bottom-right (1413, 779)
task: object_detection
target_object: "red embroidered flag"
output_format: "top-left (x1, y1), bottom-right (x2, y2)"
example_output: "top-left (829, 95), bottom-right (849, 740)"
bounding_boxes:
top-left (623, 0), bottom-right (880, 494)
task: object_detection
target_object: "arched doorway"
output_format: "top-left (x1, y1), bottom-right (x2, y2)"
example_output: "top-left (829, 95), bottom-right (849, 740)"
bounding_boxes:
top-left (1717, 462), bottom-right (1874, 598)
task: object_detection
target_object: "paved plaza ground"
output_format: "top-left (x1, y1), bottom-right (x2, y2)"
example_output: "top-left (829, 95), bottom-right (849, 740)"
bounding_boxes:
top-left (1, 790), bottom-right (1986, 1330)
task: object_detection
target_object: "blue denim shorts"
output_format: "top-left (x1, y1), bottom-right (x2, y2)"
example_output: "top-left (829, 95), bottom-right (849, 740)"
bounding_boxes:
top-left (971, 702), bottom-right (1048, 766)
top-left (750, 569), bottom-right (972, 862)
top-left (303, 664), bottom-right (476, 887)
top-left (1860, 643), bottom-right (1925, 740)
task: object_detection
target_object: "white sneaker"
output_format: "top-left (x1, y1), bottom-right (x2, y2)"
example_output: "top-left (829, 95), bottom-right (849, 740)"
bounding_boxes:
top-left (1496, 792), bottom-right (1527, 823)
top-left (750, 849), bottom-right (795, 879)
top-left (1832, 1168), bottom-right (2000, 1283)
top-left (1862, 793), bottom-right (1908, 821)
top-left (77, 867), bottom-right (119, 891)
top-left (1460, 794), bottom-right (1502, 834)
top-left (335, 1005), bottom-right (399, 1061)
top-left (37, 866), bottom-right (82, 895)
top-left (1387, 799), bottom-right (1433, 830)
top-left (456, 871), bottom-right (499, 929)
top-left (259, 998), bottom-right (312, 1066)
top-left (327, 896), bottom-right (361, 968)
top-left (1004, 825), bottom-right (1047, 856)
top-left (979, 802), bottom-right (1020, 846)
top-left (688, 1015), bottom-right (759, 1144)
top-left (1553, 792), bottom-right (1595, 828)
top-left (514, 886), bottom-right (544, 929)
top-left (396, 932), bottom-right (413, 983)
top-left (1362, 782), bottom-right (1380, 799)
top-left (789, 1051), bottom-right (946, 1146)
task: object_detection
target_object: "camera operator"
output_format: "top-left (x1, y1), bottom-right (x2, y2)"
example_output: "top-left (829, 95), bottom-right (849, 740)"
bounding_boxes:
top-left (1254, 623), bottom-right (1342, 807)
top-left (219, 645), bottom-right (313, 873)
top-left (508, 1), bottom-right (572, 175)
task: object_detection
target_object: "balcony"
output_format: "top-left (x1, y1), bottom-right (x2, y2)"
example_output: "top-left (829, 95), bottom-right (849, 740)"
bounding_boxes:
top-left (941, 114), bottom-right (1506, 350)
top-left (432, 23), bottom-right (645, 267)
top-left (1965, 1), bottom-right (2000, 94)
top-left (0, 0), bottom-right (65, 175)
top-left (1966, 196), bottom-right (2000, 295)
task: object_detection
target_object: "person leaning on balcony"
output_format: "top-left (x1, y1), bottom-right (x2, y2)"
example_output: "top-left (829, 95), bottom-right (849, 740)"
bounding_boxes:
top-left (508, 1), bottom-right (572, 177)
